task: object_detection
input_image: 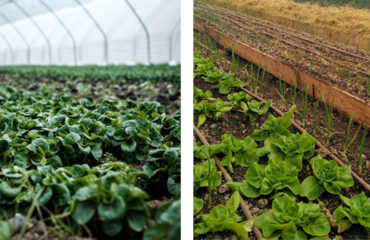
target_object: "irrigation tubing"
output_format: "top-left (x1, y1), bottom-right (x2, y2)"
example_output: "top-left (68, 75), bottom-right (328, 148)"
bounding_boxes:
top-left (194, 38), bottom-right (370, 192)
top-left (193, 125), bottom-right (264, 240)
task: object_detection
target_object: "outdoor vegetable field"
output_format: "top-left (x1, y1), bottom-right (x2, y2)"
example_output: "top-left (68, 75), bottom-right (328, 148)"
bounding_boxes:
top-left (193, 0), bottom-right (369, 239)
top-left (0, 64), bottom-right (181, 239)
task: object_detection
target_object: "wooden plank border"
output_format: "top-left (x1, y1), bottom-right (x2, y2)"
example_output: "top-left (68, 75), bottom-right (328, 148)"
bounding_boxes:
top-left (194, 19), bottom-right (370, 126)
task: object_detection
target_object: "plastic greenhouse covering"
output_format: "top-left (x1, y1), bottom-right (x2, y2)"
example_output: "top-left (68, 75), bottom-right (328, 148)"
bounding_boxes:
top-left (0, 0), bottom-right (181, 65)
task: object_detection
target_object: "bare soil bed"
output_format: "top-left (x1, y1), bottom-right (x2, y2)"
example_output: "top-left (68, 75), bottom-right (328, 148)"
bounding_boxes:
top-left (194, 1), bottom-right (370, 103)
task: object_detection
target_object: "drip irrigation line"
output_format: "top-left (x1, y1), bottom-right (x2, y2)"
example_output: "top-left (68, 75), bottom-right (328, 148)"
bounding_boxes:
top-left (193, 125), bottom-right (264, 240)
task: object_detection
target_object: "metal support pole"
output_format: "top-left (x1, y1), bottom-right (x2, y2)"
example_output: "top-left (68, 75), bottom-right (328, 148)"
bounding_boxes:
top-left (169, 16), bottom-right (180, 61)
top-left (0, 13), bottom-right (30, 64)
top-left (125, 0), bottom-right (151, 64)
top-left (75, 0), bottom-right (109, 64)
top-left (13, 0), bottom-right (52, 64)
top-left (0, 31), bottom-right (15, 64)
top-left (39, 0), bottom-right (78, 65)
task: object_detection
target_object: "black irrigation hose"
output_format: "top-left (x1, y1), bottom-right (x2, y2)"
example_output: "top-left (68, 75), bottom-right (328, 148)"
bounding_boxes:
top-left (194, 125), bottom-right (264, 240)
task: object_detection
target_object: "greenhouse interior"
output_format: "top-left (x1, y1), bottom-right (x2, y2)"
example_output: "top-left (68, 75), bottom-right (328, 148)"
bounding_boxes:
top-left (0, 0), bottom-right (181, 239)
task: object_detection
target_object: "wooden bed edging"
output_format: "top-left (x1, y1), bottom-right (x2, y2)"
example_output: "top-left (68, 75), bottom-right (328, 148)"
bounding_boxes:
top-left (194, 19), bottom-right (370, 126)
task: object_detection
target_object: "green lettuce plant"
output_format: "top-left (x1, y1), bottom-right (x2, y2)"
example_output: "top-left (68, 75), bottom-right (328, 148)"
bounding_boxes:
top-left (300, 155), bottom-right (354, 200)
top-left (193, 159), bottom-right (222, 191)
top-left (241, 99), bottom-right (271, 122)
top-left (255, 195), bottom-right (331, 239)
top-left (194, 87), bottom-right (213, 101)
top-left (194, 197), bottom-right (204, 216)
top-left (194, 191), bottom-right (252, 239)
top-left (334, 192), bottom-right (370, 232)
top-left (227, 161), bottom-right (300, 198)
top-left (227, 91), bottom-right (252, 108)
top-left (252, 105), bottom-right (296, 141)
top-left (259, 132), bottom-right (316, 170)
top-left (194, 99), bottom-right (232, 127)
top-left (212, 134), bottom-right (259, 172)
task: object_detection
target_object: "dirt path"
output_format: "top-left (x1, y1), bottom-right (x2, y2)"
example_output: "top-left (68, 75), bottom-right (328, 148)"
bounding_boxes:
top-left (194, 1), bottom-right (370, 102)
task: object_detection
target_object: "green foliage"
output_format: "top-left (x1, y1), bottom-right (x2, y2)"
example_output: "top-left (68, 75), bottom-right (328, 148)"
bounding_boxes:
top-left (194, 197), bottom-right (204, 216)
top-left (0, 65), bottom-right (180, 83)
top-left (194, 99), bottom-right (233, 127)
top-left (0, 86), bottom-right (179, 168)
top-left (356, 124), bottom-right (368, 172)
top-left (334, 192), bottom-right (370, 232)
top-left (194, 191), bottom-right (251, 239)
top-left (143, 200), bottom-right (181, 240)
top-left (194, 87), bottom-right (213, 101)
top-left (260, 131), bottom-right (316, 170)
top-left (300, 156), bottom-right (354, 200)
top-left (212, 134), bottom-right (259, 172)
top-left (194, 53), bottom-right (246, 94)
top-left (255, 195), bottom-right (331, 239)
top-left (241, 99), bottom-right (271, 122)
top-left (252, 105), bottom-right (296, 141)
top-left (228, 161), bottom-right (300, 198)
top-left (0, 162), bottom-right (150, 236)
top-left (343, 114), bottom-right (362, 155)
top-left (193, 159), bottom-right (222, 191)
top-left (143, 147), bottom-right (181, 196)
top-left (213, 76), bottom-right (246, 94)
top-left (227, 92), bottom-right (252, 107)
top-left (0, 85), bottom-right (181, 237)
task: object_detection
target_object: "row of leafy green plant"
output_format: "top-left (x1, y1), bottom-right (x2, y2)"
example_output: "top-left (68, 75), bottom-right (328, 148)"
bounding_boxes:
top-left (195, 44), bottom-right (368, 173)
top-left (193, 54), bottom-right (369, 240)
top-left (0, 64), bottom-right (180, 83)
top-left (0, 84), bottom-right (180, 238)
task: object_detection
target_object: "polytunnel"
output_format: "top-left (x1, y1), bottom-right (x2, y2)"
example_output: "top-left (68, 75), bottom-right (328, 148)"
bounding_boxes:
top-left (0, 0), bottom-right (181, 65)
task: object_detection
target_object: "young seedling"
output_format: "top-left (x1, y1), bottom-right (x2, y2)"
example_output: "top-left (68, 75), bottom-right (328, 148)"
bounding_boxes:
top-left (231, 40), bottom-right (237, 73)
top-left (298, 84), bottom-right (308, 126)
top-left (357, 124), bottom-right (368, 173)
top-left (276, 65), bottom-right (287, 105)
top-left (313, 84), bottom-right (336, 146)
top-left (313, 99), bottom-right (320, 137)
top-left (260, 69), bottom-right (266, 96)
top-left (343, 114), bottom-right (362, 155)
top-left (291, 76), bottom-right (298, 105)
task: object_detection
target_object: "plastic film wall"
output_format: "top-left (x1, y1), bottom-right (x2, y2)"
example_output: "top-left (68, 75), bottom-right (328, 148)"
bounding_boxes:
top-left (0, 0), bottom-right (181, 65)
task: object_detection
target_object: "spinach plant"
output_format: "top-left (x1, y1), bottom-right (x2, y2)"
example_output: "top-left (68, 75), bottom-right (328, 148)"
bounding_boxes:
top-left (143, 200), bottom-right (180, 240)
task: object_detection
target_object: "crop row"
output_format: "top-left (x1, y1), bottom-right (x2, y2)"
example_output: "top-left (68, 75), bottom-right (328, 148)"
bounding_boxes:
top-left (0, 65), bottom-right (181, 83)
top-left (0, 84), bottom-right (180, 239)
top-left (193, 53), bottom-right (369, 239)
